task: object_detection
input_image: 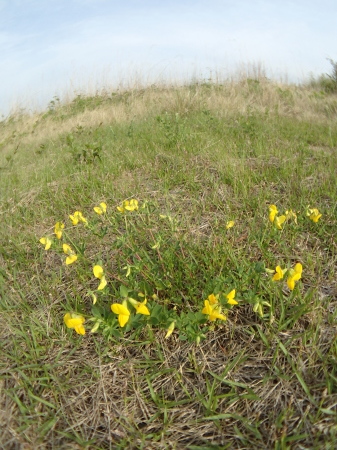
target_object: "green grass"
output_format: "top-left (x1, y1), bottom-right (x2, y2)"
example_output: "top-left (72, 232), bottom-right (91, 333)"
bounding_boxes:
top-left (1, 79), bottom-right (337, 448)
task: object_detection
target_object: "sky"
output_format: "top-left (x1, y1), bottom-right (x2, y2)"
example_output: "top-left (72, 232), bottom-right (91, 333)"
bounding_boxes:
top-left (1, 0), bottom-right (337, 116)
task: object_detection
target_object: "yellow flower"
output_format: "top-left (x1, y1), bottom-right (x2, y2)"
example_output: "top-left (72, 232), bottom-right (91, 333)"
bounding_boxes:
top-left (94, 202), bottom-right (107, 215)
top-left (274, 215), bottom-right (286, 229)
top-left (111, 300), bottom-right (130, 327)
top-left (287, 263), bottom-right (302, 291)
top-left (128, 298), bottom-right (150, 315)
top-left (62, 243), bottom-right (78, 265)
top-left (307, 207), bottom-right (322, 223)
top-left (272, 265), bottom-right (287, 281)
top-left (226, 289), bottom-right (238, 305)
top-left (207, 293), bottom-right (219, 305)
top-left (93, 265), bottom-right (107, 290)
top-left (98, 277), bottom-right (107, 290)
top-left (226, 220), bottom-right (235, 229)
top-left (165, 321), bottom-right (175, 339)
top-left (202, 300), bottom-right (227, 322)
top-left (69, 213), bottom-right (79, 225)
top-left (54, 222), bottom-right (65, 239)
top-left (269, 205), bottom-right (278, 223)
top-left (64, 312), bottom-right (85, 335)
top-left (269, 205), bottom-right (287, 229)
top-left (117, 199), bottom-right (139, 213)
top-left (39, 237), bottom-right (52, 250)
top-left (69, 211), bottom-right (88, 225)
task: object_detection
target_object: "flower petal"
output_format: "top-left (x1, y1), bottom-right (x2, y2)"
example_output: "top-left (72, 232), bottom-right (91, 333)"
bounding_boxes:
top-left (74, 324), bottom-right (86, 335)
top-left (202, 300), bottom-right (212, 315)
top-left (165, 322), bottom-right (175, 338)
top-left (64, 313), bottom-right (72, 327)
top-left (94, 202), bottom-right (107, 215)
top-left (275, 215), bottom-right (286, 229)
top-left (97, 276), bottom-right (107, 290)
top-left (111, 302), bottom-right (131, 327)
top-left (69, 214), bottom-right (79, 225)
top-left (287, 277), bottom-right (296, 290)
top-left (207, 294), bottom-right (218, 305)
top-left (66, 254), bottom-right (78, 265)
top-left (294, 263), bottom-right (303, 277)
top-left (63, 243), bottom-right (72, 254)
top-left (269, 205), bottom-right (278, 223)
top-left (64, 312), bottom-right (85, 330)
top-left (118, 314), bottom-right (129, 327)
top-left (54, 222), bottom-right (65, 239)
top-left (111, 303), bottom-right (129, 316)
top-left (39, 237), bottom-right (52, 250)
top-left (226, 289), bottom-right (238, 305)
top-left (93, 265), bottom-right (104, 279)
top-left (209, 308), bottom-right (227, 321)
top-left (272, 266), bottom-right (285, 281)
top-left (136, 302), bottom-right (150, 315)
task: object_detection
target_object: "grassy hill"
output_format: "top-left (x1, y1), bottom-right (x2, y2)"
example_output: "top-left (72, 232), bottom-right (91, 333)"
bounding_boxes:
top-left (1, 78), bottom-right (337, 448)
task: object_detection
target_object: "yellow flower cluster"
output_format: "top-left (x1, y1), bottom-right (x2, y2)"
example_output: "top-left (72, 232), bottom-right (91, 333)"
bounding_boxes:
top-left (39, 203), bottom-right (110, 264)
top-left (63, 243), bottom-right (78, 265)
top-left (107, 289), bottom-right (238, 338)
top-left (54, 222), bottom-right (65, 239)
top-left (269, 204), bottom-right (321, 229)
top-left (201, 290), bottom-right (238, 322)
top-left (40, 197), bottom-right (319, 339)
top-left (39, 199), bottom-right (140, 336)
top-left (94, 202), bottom-right (107, 215)
top-left (306, 206), bottom-right (322, 223)
top-left (269, 205), bottom-right (286, 229)
top-left (117, 199), bottom-right (139, 213)
top-left (269, 262), bottom-right (303, 291)
top-left (69, 211), bottom-right (88, 226)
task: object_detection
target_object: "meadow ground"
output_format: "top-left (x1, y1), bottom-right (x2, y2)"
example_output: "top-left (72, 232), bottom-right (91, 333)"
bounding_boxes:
top-left (1, 78), bottom-right (337, 449)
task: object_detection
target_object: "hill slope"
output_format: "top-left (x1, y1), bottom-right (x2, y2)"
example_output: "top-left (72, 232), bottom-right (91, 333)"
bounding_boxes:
top-left (1, 79), bottom-right (337, 448)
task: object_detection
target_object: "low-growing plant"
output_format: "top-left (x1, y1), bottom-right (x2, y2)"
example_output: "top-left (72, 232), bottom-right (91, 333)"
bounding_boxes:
top-left (65, 133), bottom-right (102, 164)
top-left (38, 199), bottom-right (322, 344)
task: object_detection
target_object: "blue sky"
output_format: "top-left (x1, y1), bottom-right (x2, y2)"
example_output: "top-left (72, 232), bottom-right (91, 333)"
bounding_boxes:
top-left (1, 0), bottom-right (336, 115)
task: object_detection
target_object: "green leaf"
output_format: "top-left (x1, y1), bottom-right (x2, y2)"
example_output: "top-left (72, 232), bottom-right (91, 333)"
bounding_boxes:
top-left (155, 279), bottom-right (166, 290)
top-left (120, 285), bottom-right (129, 298)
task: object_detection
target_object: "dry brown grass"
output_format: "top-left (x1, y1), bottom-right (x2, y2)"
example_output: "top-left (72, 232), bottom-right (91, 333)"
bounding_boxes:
top-left (2, 315), bottom-right (336, 449)
top-left (1, 78), bottom-right (336, 157)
